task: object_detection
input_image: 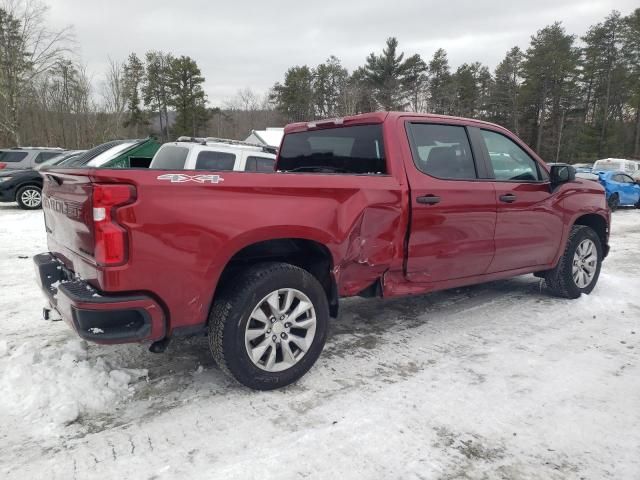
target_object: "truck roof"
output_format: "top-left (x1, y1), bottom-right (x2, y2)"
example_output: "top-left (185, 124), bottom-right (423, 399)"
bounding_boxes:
top-left (284, 111), bottom-right (506, 134)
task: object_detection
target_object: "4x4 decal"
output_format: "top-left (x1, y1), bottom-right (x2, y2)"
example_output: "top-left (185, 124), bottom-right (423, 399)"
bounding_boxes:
top-left (157, 174), bottom-right (225, 184)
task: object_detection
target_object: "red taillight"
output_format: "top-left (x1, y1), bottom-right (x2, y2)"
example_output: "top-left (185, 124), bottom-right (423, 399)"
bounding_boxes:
top-left (0, 163), bottom-right (6, 169)
top-left (92, 184), bottom-right (135, 266)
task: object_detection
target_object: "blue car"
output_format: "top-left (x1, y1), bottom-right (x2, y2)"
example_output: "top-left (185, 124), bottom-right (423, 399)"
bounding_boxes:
top-left (595, 171), bottom-right (640, 211)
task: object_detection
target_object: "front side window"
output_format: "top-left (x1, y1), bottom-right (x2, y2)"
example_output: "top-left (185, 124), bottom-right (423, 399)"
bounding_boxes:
top-left (195, 150), bottom-right (236, 170)
top-left (0, 151), bottom-right (28, 163)
top-left (150, 146), bottom-right (189, 170)
top-left (407, 123), bottom-right (477, 179)
top-left (481, 130), bottom-right (541, 181)
top-left (619, 174), bottom-right (635, 184)
top-left (278, 125), bottom-right (386, 174)
top-left (245, 156), bottom-right (275, 172)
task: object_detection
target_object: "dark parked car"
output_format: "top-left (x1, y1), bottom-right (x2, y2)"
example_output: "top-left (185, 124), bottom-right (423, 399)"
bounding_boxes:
top-left (0, 151), bottom-right (84, 209)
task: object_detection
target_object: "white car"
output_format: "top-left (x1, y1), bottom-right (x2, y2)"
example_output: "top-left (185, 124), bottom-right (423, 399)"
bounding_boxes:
top-left (149, 138), bottom-right (276, 172)
top-left (592, 158), bottom-right (640, 176)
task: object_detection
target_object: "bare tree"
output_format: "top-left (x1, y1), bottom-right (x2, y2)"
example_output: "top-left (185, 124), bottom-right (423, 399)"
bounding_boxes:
top-left (0, 0), bottom-right (72, 145)
top-left (100, 57), bottom-right (126, 139)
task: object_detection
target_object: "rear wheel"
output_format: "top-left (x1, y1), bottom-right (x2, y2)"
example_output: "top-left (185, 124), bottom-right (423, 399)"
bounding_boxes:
top-left (607, 193), bottom-right (619, 211)
top-left (208, 262), bottom-right (329, 390)
top-left (16, 185), bottom-right (42, 210)
top-left (544, 225), bottom-right (602, 299)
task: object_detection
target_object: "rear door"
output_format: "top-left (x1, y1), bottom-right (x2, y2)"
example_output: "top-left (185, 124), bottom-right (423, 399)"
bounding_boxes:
top-left (403, 121), bottom-right (497, 283)
top-left (477, 128), bottom-right (564, 272)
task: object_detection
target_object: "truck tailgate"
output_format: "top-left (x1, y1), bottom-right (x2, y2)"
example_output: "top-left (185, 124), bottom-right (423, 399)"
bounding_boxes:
top-left (41, 170), bottom-right (95, 265)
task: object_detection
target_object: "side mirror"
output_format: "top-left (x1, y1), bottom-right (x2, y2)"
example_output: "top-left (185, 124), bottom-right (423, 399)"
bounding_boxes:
top-left (550, 164), bottom-right (576, 189)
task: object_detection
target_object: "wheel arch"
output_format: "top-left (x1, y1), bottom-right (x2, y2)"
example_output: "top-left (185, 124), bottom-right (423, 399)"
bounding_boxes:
top-left (573, 213), bottom-right (609, 258)
top-left (210, 234), bottom-right (339, 320)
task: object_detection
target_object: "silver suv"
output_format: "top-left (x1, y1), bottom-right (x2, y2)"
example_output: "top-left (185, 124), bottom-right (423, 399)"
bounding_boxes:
top-left (0, 147), bottom-right (65, 171)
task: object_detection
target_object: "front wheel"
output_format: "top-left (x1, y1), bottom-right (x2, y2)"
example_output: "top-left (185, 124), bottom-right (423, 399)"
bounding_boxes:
top-left (16, 185), bottom-right (42, 210)
top-left (607, 193), bottom-right (619, 212)
top-left (208, 262), bottom-right (329, 390)
top-left (544, 225), bottom-right (603, 299)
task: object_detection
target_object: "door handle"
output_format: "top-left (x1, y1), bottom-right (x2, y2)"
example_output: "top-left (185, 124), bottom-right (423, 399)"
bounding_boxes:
top-left (499, 193), bottom-right (517, 203)
top-left (416, 195), bottom-right (441, 205)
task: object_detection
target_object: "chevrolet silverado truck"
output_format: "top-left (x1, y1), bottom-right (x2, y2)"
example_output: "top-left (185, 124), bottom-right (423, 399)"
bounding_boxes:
top-left (34, 112), bottom-right (610, 390)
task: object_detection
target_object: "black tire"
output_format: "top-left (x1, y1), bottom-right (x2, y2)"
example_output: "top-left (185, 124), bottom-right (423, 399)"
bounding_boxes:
top-left (544, 225), bottom-right (603, 299)
top-left (208, 262), bottom-right (329, 390)
top-left (607, 193), bottom-right (619, 212)
top-left (16, 185), bottom-right (42, 210)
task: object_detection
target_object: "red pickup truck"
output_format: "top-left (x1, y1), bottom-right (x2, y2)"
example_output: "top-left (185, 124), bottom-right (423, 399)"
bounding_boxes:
top-left (34, 112), bottom-right (610, 390)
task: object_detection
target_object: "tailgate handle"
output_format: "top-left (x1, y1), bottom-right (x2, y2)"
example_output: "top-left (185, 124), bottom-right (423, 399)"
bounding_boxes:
top-left (499, 193), bottom-right (517, 203)
top-left (416, 195), bottom-right (441, 205)
top-left (46, 174), bottom-right (62, 185)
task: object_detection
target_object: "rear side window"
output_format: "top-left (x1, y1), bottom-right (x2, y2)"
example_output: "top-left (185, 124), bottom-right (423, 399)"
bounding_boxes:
top-left (278, 125), bottom-right (386, 174)
top-left (245, 156), bottom-right (275, 172)
top-left (0, 151), bottom-right (28, 163)
top-left (195, 150), bottom-right (236, 170)
top-left (35, 152), bottom-right (61, 164)
top-left (481, 130), bottom-right (541, 181)
top-left (406, 123), bottom-right (477, 179)
top-left (151, 146), bottom-right (189, 170)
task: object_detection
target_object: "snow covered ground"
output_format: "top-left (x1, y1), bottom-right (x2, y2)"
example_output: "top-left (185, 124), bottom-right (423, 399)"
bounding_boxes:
top-left (0, 203), bottom-right (638, 480)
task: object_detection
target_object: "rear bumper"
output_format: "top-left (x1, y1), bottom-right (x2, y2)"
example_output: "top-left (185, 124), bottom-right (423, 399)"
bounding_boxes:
top-left (33, 252), bottom-right (166, 344)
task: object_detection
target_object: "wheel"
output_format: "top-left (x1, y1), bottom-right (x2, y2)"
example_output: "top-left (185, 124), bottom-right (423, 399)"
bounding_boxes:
top-left (16, 185), bottom-right (42, 210)
top-left (208, 262), bottom-right (329, 390)
top-left (544, 225), bottom-right (603, 299)
top-left (607, 193), bottom-right (619, 211)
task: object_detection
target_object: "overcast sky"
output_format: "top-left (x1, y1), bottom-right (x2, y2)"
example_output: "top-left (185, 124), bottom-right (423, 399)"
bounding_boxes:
top-left (47, 0), bottom-right (637, 106)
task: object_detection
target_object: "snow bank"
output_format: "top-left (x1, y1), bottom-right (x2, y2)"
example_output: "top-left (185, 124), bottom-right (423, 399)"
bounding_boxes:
top-left (0, 338), bottom-right (147, 429)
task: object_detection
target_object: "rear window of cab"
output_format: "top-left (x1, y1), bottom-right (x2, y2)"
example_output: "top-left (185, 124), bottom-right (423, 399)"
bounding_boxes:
top-left (278, 125), bottom-right (386, 174)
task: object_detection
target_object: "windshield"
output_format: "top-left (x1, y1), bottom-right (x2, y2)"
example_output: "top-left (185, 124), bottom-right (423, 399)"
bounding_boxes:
top-left (86, 142), bottom-right (137, 167)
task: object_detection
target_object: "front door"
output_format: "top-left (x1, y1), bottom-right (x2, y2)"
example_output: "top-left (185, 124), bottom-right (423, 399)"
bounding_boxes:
top-left (403, 121), bottom-right (497, 283)
top-left (477, 128), bottom-right (564, 272)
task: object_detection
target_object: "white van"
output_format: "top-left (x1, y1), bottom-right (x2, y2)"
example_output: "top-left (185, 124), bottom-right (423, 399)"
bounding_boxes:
top-left (592, 158), bottom-right (640, 175)
top-left (150, 138), bottom-right (276, 172)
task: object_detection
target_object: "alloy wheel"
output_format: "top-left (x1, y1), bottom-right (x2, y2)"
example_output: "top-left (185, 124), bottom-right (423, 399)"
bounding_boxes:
top-left (21, 188), bottom-right (41, 208)
top-left (244, 288), bottom-right (317, 372)
top-left (572, 239), bottom-right (597, 288)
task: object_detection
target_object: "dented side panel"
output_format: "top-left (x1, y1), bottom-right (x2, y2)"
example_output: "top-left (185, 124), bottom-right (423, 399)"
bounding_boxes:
top-left (47, 168), bottom-right (408, 333)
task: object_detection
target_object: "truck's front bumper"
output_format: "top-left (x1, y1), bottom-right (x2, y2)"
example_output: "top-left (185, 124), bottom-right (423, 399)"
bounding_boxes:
top-left (33, 253), bottom-right (166, 344)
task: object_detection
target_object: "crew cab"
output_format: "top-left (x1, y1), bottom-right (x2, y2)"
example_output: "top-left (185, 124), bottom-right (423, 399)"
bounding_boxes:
top-left (34, 112), bottom-right (610, 390)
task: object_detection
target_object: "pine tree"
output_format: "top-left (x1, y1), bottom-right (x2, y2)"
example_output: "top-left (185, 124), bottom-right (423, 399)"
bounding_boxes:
top-left (428, 48), bottom-right (454, 115)
top-left (142, 51), bottom-right (173, 141)
top-left (452, 62), bottom-right (492, 118)
top-left (123, 53), bottom-right (147, 136)
top-left (364, 37), bottom-right (413, 110)
top-left (488, 47), bottom-right (523, 133)
top-left (581, 11), bottom-right (626, 157)
top-left (520, 23), bottom-right (579, 158)
top-left (403, 54), bottom-right (428, 112)
top-left (270, 66), bottom-right (314, 122)
top-left (621, 8), bottom-right (640, 157)
top-left (313, 56), bottom-right (348, 118)
top-left (168, 55), bottom-right (209, 137)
